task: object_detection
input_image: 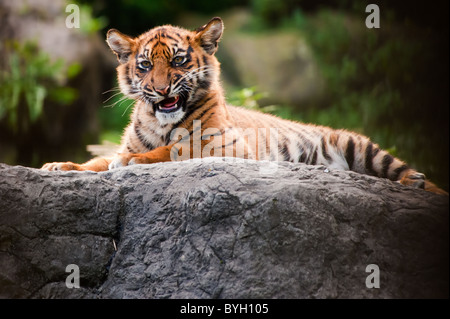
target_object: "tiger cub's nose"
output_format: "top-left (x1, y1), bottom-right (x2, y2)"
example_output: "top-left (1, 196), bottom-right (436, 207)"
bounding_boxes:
top-left (155, 86), bottom-right (170, 96)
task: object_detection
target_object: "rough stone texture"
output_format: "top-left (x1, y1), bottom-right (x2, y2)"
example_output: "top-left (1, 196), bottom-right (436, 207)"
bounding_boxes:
top-left (0, 158), bottom-right (448, 299)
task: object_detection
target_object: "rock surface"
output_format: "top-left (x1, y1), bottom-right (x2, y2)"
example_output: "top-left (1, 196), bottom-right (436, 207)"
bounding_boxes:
top-left (0, 158), bottom-right (448, 299)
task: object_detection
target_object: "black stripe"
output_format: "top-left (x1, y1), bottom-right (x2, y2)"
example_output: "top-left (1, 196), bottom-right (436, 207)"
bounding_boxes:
top-left (143, 84), bottom-right (153, 94)
top-left (220, 137), bottom-right (239, 149)
top-left (198, 79), bottom-right (211, 90)
top-left (134, 123), bottom-right (155, 151)
top-left (173, 74), bottom-right (182, 81)
top-left (163, 131), bottom-right (173, 145)
top-left (199, 110), bottom-right (215, 125)
top-left (189, 89), bottom-right (209, 108)
top-left (186, 104), bottom-right (216, 136)
top-left (165, 34), bottom-right (175, 41)
top-left (184, 46), bottom-right (193, 63)
top-left (194, 101), bottom-right (215, 121)
top-left (309, 148), bottom-right (318, 165)
top-left (173, 76), bottom-right (186, 88)
top-left (171, 45), bottom-right (178, 56)
top-left (195, 104), bottom-right (216, 125)
top-left (127, 144), bottom-right (135, 153)
top-left (202, 128), bottom-right (222, 140)
top-left (281, 141), bottom-right (290, 161)
top-left (365, 142), bottom-right (377, 176)
top-left (372, 147), bottom-right (380, 158)
top-left (126, 76), bottom-right (133, 86)
top-left (299, 150), bottom-right (307, 163)
top-left (201, 95), bottom-right (214, 106)
top-left (321, 136), bottom-right (332, 162)
top-left (145, 36), bottom-right (157, 47)
top-left (163, 48), bottom-right (171, 60)
top-left (381, 154), bottom-right (394, 178)
top-left (177, 97), bottom-right (202, 124)
top-left (392, 164), bottom-right (409, 181)
top-left (345, 137), bottom-right (355, 170)
top-left (297, 134), bottom-right (314, 155)
top-left (175, 95), bottom-right (214, 127)
top-left (138, 118), bottom-right (159, 137)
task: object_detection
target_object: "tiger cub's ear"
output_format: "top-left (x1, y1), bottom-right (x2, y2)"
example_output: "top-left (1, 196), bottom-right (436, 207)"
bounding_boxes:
top-left (106, 29), bottom-right (135, 64)
top-left (195, 17), bottom-right (224, 55)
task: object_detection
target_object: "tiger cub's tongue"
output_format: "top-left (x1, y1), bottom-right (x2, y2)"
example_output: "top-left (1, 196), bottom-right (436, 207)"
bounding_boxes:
top-left (161, 96), bottom-right (180, 108)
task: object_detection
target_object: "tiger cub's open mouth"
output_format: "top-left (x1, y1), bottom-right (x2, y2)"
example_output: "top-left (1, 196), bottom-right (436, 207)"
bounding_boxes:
top-left (155, 95), bottom-right (184, 113)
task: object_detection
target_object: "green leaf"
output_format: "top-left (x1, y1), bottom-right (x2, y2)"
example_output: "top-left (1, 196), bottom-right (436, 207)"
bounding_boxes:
top-left (0, 40), bottom-right (79, 131)
top-left (49, 87), bottom-right (79, 105)
top-left (27, 85), bottom-right (46, 123)
top-left (67, 63), bottom-right (82, 79)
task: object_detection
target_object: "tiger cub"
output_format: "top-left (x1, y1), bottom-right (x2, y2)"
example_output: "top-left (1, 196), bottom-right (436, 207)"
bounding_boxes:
top-left (42, 17), bottom-right (446, 195)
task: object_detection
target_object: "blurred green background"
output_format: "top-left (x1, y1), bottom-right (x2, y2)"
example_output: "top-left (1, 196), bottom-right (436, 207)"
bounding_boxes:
top-left (0, 0), bottom-right (448, 191)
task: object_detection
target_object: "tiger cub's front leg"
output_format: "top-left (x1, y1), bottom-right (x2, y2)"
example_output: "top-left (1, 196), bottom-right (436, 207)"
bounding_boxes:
top-left (41, 157), bottom-right (112, 172)
top-left (42, 145), bottom-right (172, 171)
top-left (108, 145), bottom-right (172, 170)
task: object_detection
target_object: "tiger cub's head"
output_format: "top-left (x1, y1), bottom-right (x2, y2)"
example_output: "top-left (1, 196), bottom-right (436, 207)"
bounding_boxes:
top-left (106, 17), bottom-right (223, 125)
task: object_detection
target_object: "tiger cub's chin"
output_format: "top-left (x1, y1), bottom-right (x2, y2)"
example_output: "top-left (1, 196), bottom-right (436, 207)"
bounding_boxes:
top-left (155, 107), bottom-right (186, 126)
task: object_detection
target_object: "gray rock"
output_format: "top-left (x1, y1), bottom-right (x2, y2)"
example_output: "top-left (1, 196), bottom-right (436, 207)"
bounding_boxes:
top-left (0, 158), bottom-right (448, 298)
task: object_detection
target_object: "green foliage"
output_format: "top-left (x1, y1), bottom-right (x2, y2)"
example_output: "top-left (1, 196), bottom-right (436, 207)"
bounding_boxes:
top-left (251, 0), bottom-right (291, 29)
top-left (0, 41), bottom-right (79, 132)
top-left (98, 88), bottom-right (134, 144)
top-left (227, 86), bottom-right (277, 113)
top-left (78, 3), bottom-right (108, 34)
top-left (78, 0), bottom-right (249, 35)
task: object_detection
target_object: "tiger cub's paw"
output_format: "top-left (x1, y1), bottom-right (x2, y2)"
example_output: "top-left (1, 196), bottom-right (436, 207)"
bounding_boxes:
top-left (108, 153), bottom-right (156, 170)
top-left (399, 170), bottom-right (426, 189)
top-left (108, 153), bottom-right (147, 170)
top-left (398, 169), bottom-right (448, 195)
top-left (41, 162), bottom-right (83, 171)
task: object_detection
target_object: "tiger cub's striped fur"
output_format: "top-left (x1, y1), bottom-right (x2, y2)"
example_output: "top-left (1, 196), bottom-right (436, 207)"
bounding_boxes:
top-left (42, 17), bottom-right (446, 195)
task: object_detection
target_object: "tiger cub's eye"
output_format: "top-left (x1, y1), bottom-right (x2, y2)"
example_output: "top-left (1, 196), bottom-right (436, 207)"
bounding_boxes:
top-left (139, 61), bottom-right (151, 69)
top-left (173, 56), bottom-right (186, 65)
